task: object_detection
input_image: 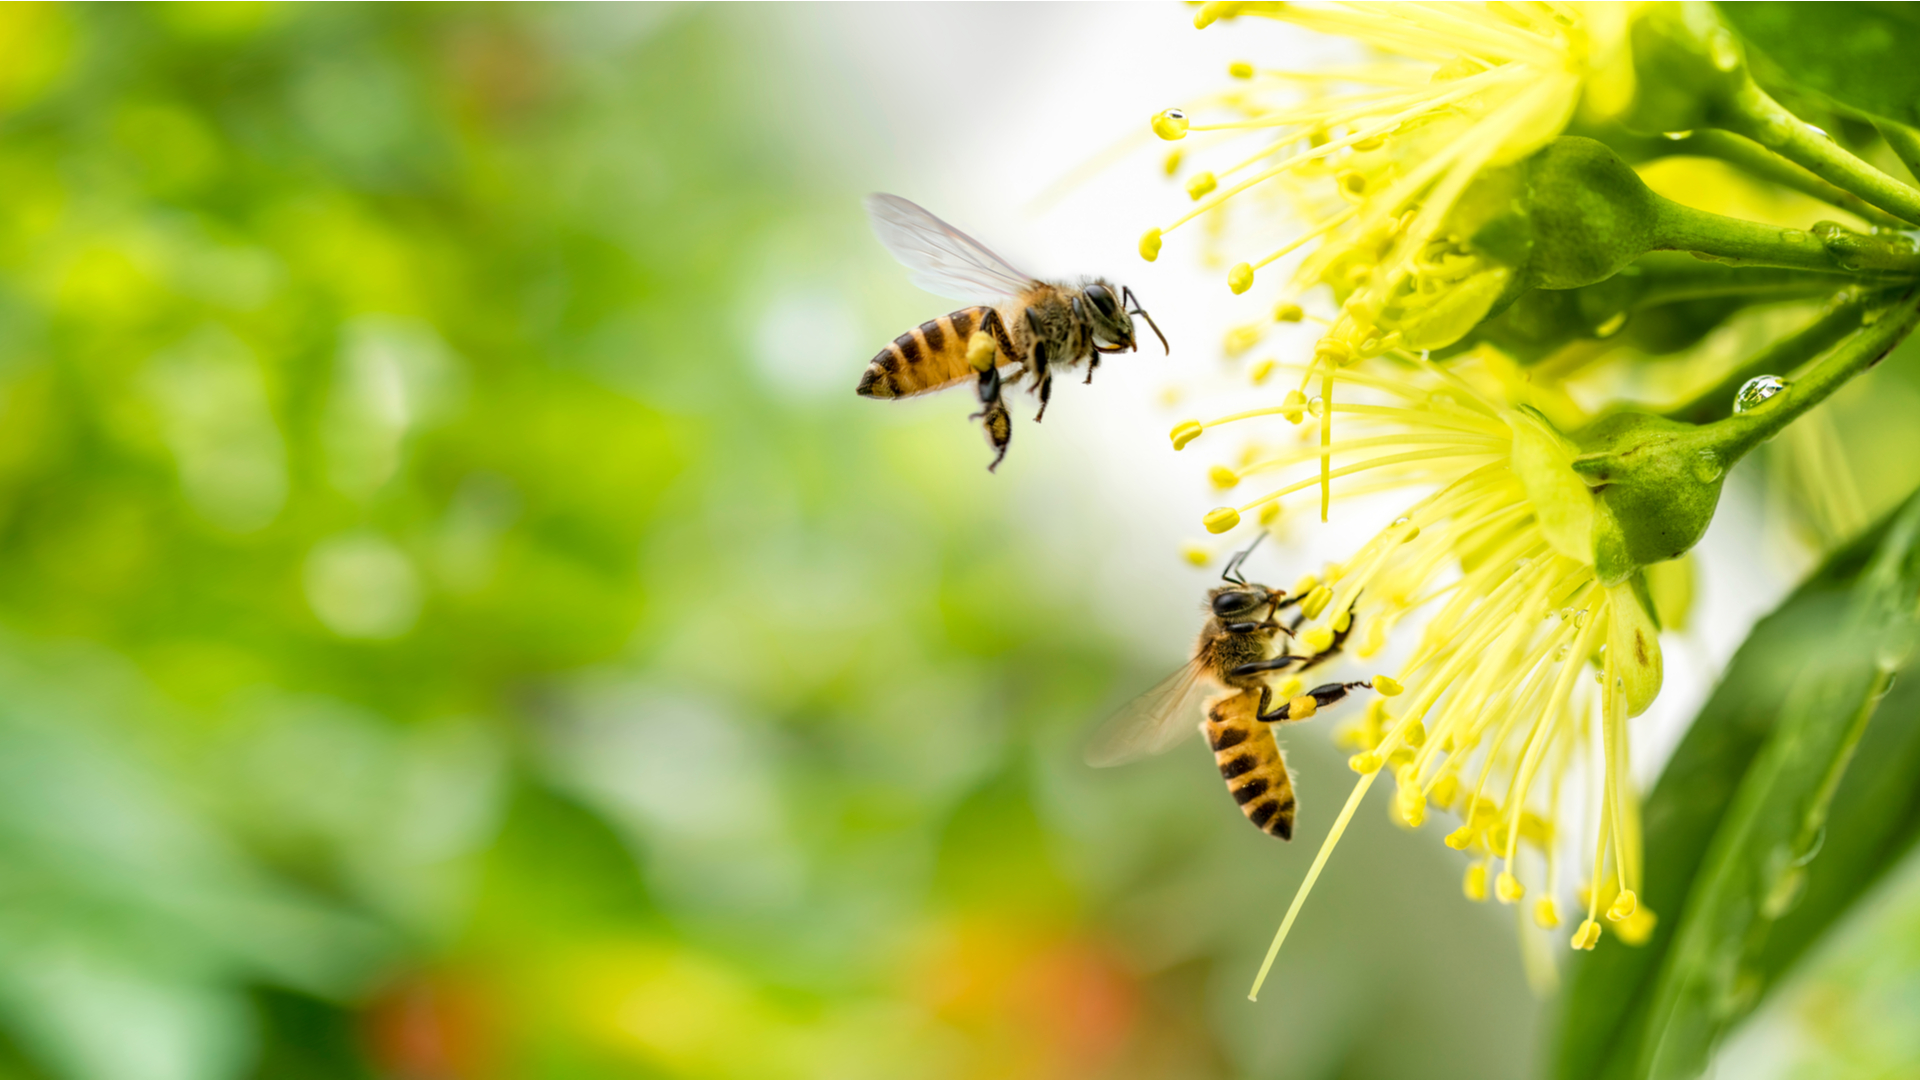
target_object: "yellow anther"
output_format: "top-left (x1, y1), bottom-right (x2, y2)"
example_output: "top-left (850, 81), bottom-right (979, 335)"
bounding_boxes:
top-left (1139, 227), bottom-right (1164, 262)
top-left (1299, 627), bottom-right (1335, 653)
top-left (1192, 1), bottom-right (1237, 28)
top-left (1162, 149), bottom-right (1183, 176)
top-left (1180, 542), bottom-right (1212, 567)
top-left (1335, 169), bottom-right (1368, 201)
top-left (1402, 718), bottom-right (1426, 748)
top-left (1396, 784), bottom-right (1426, 828)
top-left (1152, 107), bottom-right (1189, 140)
top-left (1372, 675), bottom-right (1403, 697)
top-left (1203, 506), bottom-right (1240, 533)
top-left (1291, 573), bottom-right (1319, 597)
top-left (1300, 584), bottom-right (1334, 620)
top-left (1520, 812), bottom-right (1555, 846)
top-left (1385, 746), bottom-right (1414, 769)
top-left (1351, 134), bottom-right (1386, 152)
top-left (1249, 358), bottom-right (1275, 385)
top-left (1534, 899), bottom-right (1560, 929)
top-left (1607, 889), bottom-right (1639, 922)
top-left (1444, 825), bottom-right (1475, 850)
top-left (1280, 389), bottom-right (1309, 424)
top-left (1328, 608), bottom-right (1350, 633)
top-left (1496, 871), bottom-right (1525, 904)
top-left (1392, 517), bottom-right (1421, 542)
top-left (1186, 171), bottom-right (1217, 200)
top-left (1359, 619), bottom-right (1387, 658)
top-left (1170, 419), bottom-right (1203, 450)
top-left (1209, 465), bottom-right (1240, 490)
top-left (1346, 748), bottom-right (1378, 772)
top-left (1227, 60), bottom-right (1253, 79)
top-left (1312, 338), bottom-right (1353, 367)
top-left (1273, 301), bottom-right (1304, 323)
top-left (1224, 324), bottom-right (1262, 355)
top-left (1572, 919), bottom-right (1602, 950)
top-left (1274, 676), bottom-right (1303, 699)
top-left (1488, 821), bottom-right (1511, 852)
top-left (1344, 264), bottom-right (1373, 287)
top-left (1613, 904), bottom-right (1658, 945)
top-left (966, 331), bottom-right (997, 372)
top-left (1430, 773), bottom-right (1459, 809)
top-left (1463, 864), bottom-right (1488, 901)
top-left (1258, 501), bottom-right (1282, 526)
top-left (1228, 262), bottom-right (1254, 294)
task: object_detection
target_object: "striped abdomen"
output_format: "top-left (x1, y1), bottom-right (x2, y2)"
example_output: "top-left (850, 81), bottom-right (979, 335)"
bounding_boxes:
top-left (857, 306), bottom-right (992, 398)
top-left (1205, 690), bottom-right (1296, 840)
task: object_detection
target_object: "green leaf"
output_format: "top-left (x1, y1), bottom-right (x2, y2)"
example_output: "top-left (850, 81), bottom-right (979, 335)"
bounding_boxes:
top-left (1716, 2), bottom-right (1920, 125)
top-left (1550, 491), bottom-right (1920, 1080)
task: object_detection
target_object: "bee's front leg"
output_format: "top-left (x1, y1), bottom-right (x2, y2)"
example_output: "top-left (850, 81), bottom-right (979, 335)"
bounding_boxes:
top-left (971, 365), bottom-right (1011, 471)
top-left (1083, 353), bottom-right (1099, 385)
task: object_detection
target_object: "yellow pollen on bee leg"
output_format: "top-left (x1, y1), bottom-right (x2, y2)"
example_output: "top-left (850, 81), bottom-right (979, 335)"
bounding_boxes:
top-left (1171, 419), bottom-right (1204, 450)
top-left (1289, 694), bottom-right (1319, 720)
top-left (966, 331), bottom-right (997, 372)
top-left (1204, 507), bottom-right (1241, 533)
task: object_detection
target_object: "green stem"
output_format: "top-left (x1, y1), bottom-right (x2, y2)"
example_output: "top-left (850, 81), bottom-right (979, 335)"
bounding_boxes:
top-left (1721, 83), bottom-right (1920, 225)
top-left (1653, 198), bottom-right (1920, 275)
top-left (1674, 129), bottom-right (1907, 230)
top-left (1703, 289), bottom-right (1920, 465)
top-left (1871, 119), bottom-right (1920, 184)
top-left (1664, 290), bottom-right (1893, 425)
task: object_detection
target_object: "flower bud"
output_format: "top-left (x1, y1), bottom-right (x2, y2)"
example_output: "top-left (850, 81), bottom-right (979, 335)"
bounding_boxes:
top-left (1571, 411), bottom-right (1729, 585)
top-left (1523, 137), bottom-right (1662, 290)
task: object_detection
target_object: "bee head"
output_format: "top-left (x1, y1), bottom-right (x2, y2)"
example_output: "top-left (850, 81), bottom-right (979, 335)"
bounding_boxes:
top-left (1208, 585), bottom-right (1278, 620)
top-left (1080, 280), bottom-right (1137, 352)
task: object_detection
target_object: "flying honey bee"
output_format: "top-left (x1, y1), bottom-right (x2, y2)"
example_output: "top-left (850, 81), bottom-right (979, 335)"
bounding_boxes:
top-left (858, 194), bottom-right (1168, 471)
top-left (1085, 539), bottom-right (1373, 840)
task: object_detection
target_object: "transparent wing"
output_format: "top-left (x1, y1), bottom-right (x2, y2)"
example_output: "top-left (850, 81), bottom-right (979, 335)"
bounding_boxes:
top-left (865, 193), bottom-right (1039, 303)
top-left (1083, 659), bottom-right (1219, 768)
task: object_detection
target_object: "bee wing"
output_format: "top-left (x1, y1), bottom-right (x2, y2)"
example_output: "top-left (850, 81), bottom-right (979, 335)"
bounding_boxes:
top-left (865, 193), bottom-right (1039, 303)
top-left (1083, 658), bottom-right (1219, 768)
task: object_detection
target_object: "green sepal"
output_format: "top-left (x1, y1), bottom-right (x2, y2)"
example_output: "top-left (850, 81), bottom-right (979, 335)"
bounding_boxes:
top-left (1571, 412), bottom-right (1728, 586)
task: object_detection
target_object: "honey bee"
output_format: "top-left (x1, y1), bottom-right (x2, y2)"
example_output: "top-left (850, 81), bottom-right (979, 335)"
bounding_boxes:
top-left (1085, 539), bottom-right (1373, 840)
top-left (858, 194), bottom-right (1168, 471)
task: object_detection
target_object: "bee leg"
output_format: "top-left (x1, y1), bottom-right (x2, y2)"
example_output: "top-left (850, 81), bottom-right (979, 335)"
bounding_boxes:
top-left (1259, 680), bottom-right (1373, 722)
top-left (980, 308), bottom-right (1018, 360)
top-left (1025, 307), bottom-right (1053, 423)
top-left (1227, 655), bottom-right (1311, 677)
top-left (1083, 353), bottom-right (1099, 385)
top-left (971, 366), bottom-right (1011, 471)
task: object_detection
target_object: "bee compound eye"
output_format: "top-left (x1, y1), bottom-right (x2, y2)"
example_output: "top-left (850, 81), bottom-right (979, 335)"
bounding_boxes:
top-left (1084, 283), bottom-right (1117, 316)
top-left (1212, 590), bottom-right (1252, 616)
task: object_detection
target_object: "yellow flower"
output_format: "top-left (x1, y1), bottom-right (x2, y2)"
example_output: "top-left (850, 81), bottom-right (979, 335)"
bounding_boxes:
top-left (1148, 2), bottom-right (1633, 518)
top-left (1178, 350), bottom-right (1662, 999)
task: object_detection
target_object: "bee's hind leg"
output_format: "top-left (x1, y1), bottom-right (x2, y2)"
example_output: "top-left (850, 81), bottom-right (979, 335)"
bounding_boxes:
top-left (972, 365), bottom-right (1012, 471)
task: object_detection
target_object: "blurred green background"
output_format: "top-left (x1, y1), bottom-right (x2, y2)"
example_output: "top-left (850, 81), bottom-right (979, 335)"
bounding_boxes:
top-left (0, 5), bottom-right (1912, 1080)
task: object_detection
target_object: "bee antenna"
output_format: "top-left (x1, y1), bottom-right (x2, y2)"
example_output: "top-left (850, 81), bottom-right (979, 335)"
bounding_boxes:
top-left (1123, 286), bottom-right (1170, 355)
top-left (1221, 533), bottom-right (1265, 585)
